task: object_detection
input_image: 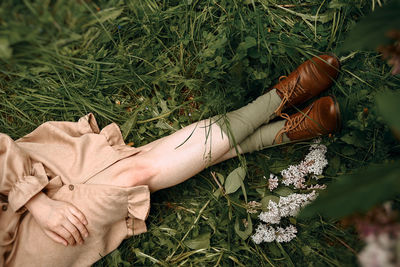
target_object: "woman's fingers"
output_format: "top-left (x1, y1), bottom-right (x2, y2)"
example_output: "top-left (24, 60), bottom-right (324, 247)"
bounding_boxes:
top-left (68, 205), bottom-right (88, 226)
top-left (57, 226), bottom-right (76, 246)
top-left (67, 212), bottom-right (89, 239)
top-left (45, 230), bottom-right (68, 246)
top-left (63, 220), bottom-right (83, 245)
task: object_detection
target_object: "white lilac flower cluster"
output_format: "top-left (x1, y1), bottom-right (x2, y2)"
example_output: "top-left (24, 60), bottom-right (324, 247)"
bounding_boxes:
top-left (258, 191), bottom-right (317, 224)
top-left (251, 139), bottom-right (328, 244)
top-left (281, 139), bottom-right (328, 189)
top-left (252, 224), bottom-right (298, 244)
top-left (268, 174), bottom-right (279, 191)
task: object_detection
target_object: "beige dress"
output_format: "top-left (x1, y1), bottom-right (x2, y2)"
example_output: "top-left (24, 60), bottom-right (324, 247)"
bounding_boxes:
top-left (0, 113), bottom-right (151, 267)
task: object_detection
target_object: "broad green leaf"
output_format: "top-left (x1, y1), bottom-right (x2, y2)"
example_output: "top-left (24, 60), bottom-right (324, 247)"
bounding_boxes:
top-left (376, 91), bottom-right (400, 131)
top-left (300, 162), bottom-right (400, 219)
top-left (0, 38), bottom-right (12, 60)
top-left (268, 160), bottom-right (288, 173)
top-left (340, 132), bottom-right (367, 148)
top-left (338, 1), bottom-right (400, 52)
top-left (268, 243), bottom-right (282, 257)
top-left (275, 187), bottom-right (293, 197)
top-left (184, 233), bottom-right (211, 250)
top-left (234, 214), bottom-right (253, 240)
top-left (216, 172), bottom-right (225, 185)
top-left (341, 146), bottom-right (356, 156)
top-left (244, 36), bottom-right (257, 48)
top-left (224, 167), bottom-right (246, 194)
top-left (261, 195), bottom-right (280, 211)
top-left (155, 120), bottom-right (176, 131)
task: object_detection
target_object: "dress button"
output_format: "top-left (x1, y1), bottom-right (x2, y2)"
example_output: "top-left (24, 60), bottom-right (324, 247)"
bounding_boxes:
top-left (2, 205), bottom-right (7, 211)
top-left (69, 184), bottom-right (74, 191)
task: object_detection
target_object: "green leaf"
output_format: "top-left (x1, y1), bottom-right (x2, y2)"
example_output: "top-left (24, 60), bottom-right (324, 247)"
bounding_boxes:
top-left (120, 113), bottom-right (138, 140)
top-left (326, 155), bottom-right (341, 176)
top-left (224, 167), bottom-right (246, 194)
top-left (0, 38), bottom-right (12, 60)
top-left (267, 243), bottom-right (282, 257)
top-left (261, 195), bottom-right (280, 211)
top-left (299, 162), bottom-right (400, 219)
top-left (236, 36), bottom-right (257, 55)
top-left (213, 188), bottom-right (221, 199)
top-left (244, 36), bottom-right (257, 48)
top-left (268, 160), bottom-right (288, 173)
top-left (256, 187), bottom-right (266, 198)
top-left (338, 1), bottom-right (400, 53)
top-left (216, 172), bottom-right (225, 185)
top-left (341, 146), bottom-right (356, 156)
top-left (106, 249), bottom-right (131, 267)
top-left (275, 187), bottom-right (293, 197)
top-left (340, 132), bottom-right (367, 147)
top-left (301, 245), bottom-right (312, 256)
top-left (234, 214), bottom-right (253, 240)
top-left (376, 91), bottom-right (400, 131)
top-left (184, 233), bottom-right (211, 250)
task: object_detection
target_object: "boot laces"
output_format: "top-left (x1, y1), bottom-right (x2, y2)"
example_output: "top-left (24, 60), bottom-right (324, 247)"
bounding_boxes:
top-left (274, 75), bottom-right (306, 116)
top-left (274, 104), bottom-right (313, 144)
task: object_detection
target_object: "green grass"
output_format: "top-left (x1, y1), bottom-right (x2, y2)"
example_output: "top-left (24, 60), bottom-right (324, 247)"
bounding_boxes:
top-left (1, 0), bottom-right (399, 266)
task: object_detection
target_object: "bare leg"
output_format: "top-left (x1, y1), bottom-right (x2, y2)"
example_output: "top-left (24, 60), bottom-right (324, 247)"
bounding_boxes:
top-left (109, 90), bottom-right (283, 191)
top-left (135, 119), bottom-right (287, 168)
top-left (137, 133), bottom-right (240, 165)
top-left (129, 119), bottom-right (232, 192)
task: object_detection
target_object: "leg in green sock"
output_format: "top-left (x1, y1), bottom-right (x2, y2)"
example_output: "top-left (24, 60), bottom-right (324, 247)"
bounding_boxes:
top-left (238, 120), bottom-right (290, 153)
top-left (213, 89), bottom-right (282, 146)
top-left (211, 120), bottom-right (290, 165)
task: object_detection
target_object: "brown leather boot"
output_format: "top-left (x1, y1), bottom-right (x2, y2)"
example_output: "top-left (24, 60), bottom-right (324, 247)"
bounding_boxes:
top-left (273, 55), bottom-right (340, 116)
top-left (274, 96), bottom-right (341, 143)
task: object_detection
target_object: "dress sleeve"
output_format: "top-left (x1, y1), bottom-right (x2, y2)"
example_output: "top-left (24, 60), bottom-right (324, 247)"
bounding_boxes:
top-left (0, 133), bottom-right (49, 213)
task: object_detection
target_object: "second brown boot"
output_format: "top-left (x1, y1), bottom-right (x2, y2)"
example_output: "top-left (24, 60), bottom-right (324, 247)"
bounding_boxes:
top-left (273, 55), bottom-right (340, 116)
top-left (274, 96), bottom-right (341, 143)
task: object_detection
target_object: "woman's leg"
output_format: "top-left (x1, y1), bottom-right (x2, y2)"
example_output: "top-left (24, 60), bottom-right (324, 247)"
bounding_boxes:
top-left (137, 119), bottom-right (288, 167)
top-left (210, 119), bottom-right (288, 165)
top-left (119, 55), bottom-right (341, 192)
top-left (116, 90), bottom-right (282, 192)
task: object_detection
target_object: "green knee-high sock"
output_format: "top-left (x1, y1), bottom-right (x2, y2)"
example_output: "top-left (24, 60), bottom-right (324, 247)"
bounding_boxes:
top-left (238, 120), bottom-right (290, 153)
top-left (213, 89), bottom-right (282, 146)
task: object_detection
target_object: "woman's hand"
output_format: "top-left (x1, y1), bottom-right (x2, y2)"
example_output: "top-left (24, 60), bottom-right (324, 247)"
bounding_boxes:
top-left (25, 192), bottom-right (89, 246)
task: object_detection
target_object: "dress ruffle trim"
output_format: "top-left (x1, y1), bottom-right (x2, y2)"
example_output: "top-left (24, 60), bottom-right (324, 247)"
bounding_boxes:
top-left (126, 185), bottom-right (150, 236)
top-left (8, 162), bottom-right (49, 213)
top-left (79, 113), bottom-right (127, 147)
top-left (78, 113), bottom-right (100, 134)
top-left (100, 123), bottom-right (125, 147)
